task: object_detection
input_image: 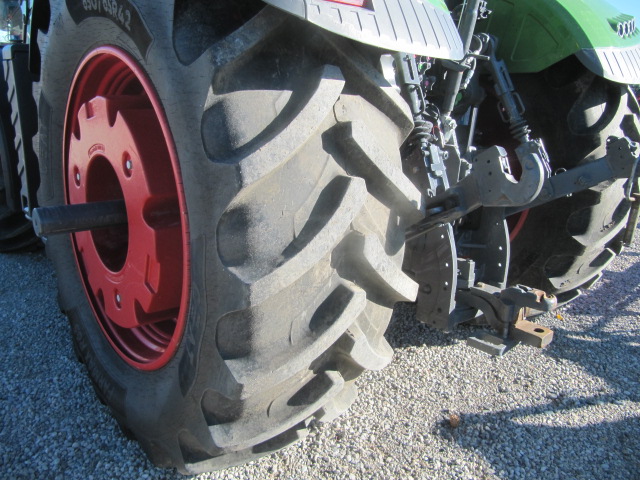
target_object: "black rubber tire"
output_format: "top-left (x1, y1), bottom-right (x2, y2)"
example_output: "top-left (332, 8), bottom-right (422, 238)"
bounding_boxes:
top-left (0, 61), bottom-right (38, 253)
top-left (0, 207), bottom-right (37, 251)
top-left (38, 1), bottom-right (420, 473)
top-left (507, 57), bottom-right (640, 304)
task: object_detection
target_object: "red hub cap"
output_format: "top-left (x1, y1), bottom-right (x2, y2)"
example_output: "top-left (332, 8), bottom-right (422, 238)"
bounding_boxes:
top-left (65, 47), bottom-right (189, 370)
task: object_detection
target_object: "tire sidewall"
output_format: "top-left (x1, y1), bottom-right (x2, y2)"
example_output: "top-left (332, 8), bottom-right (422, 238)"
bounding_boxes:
top-left (38, 1), bottom-right (230, 446)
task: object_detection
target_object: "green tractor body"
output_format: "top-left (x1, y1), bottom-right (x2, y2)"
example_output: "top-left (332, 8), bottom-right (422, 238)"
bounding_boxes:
top-left (483, 0), bottom-right (640, 83)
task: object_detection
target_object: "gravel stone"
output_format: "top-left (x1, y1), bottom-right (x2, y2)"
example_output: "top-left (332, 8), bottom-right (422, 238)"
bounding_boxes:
top-left (1, 233), bottom-right (639, 479)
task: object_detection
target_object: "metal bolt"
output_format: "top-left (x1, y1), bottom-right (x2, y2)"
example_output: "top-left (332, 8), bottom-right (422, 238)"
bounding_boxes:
top-left (125, 159), bottom-right (132, 171)
top-left (115, 293), bottom-right (121, 307)
top-left (75, 172), bottom-right (81, 183)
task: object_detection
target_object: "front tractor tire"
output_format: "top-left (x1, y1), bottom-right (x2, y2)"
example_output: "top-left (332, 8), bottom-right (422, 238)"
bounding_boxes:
top-left (39, 1), bottom-right (420, 473)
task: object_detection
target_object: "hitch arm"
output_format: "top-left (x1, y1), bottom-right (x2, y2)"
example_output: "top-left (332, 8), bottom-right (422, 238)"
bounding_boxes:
top-left (407, 144), bottom-right (546, 240)
top-left (506, 136), bottom-right (640, 216)
top-left (456, 283), bottom-right (557, 356)
top-left (456, 283), bottom-right (556, 338)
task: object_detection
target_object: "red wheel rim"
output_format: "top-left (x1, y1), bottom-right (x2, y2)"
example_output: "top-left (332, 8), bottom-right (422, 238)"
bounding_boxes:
top-left (64, 47), bottom-right (189, 370)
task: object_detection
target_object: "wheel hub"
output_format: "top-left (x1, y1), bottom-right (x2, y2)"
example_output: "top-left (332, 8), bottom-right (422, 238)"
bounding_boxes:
top-left (65, 47), bottom-right (189, 370)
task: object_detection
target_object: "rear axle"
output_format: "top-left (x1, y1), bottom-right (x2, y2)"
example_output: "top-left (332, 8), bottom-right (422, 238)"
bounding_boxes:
top-left (31, 200), bottom-right (127, 237)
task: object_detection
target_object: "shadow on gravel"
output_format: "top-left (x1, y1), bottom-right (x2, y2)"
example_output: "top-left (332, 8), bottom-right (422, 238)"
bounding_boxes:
top-left (385, 302), bottom-right (476, 349)
top-left (435, 398), bottom-right (640, 479)
top-left (549, 260), bottom-right (640, 388)
top-left (427, 258), bottom-right (640, 480)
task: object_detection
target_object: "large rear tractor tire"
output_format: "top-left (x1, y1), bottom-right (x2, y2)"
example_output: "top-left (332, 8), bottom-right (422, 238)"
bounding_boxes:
top-left (506, 57), bottom-right (640, 304)
top-left (38, 1), bottom-right (420, 473)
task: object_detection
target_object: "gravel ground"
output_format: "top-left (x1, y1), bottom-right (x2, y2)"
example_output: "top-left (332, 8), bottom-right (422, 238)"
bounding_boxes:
top-left (1, 232), bottom-right (638, 480)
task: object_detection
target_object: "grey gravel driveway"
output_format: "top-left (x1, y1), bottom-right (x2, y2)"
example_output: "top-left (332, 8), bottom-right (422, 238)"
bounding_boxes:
top-left (1, 233), bottom-right (639, 480)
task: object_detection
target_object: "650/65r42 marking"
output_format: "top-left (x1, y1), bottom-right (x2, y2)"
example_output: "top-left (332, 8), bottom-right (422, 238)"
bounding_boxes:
top-left (67, 0), bottom-right (153, 57)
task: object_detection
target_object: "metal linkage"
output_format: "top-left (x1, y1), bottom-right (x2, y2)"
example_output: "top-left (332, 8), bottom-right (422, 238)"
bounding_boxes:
top-left (456, 283), bottom-right (557, 356)
top-left (481, 32), bottom-right (553, 194)
top-left (412, 136), bottom-right (640, 242)
top-left (477, 33), bottom-right (553, 196)
top-left (441, 0), bottom-right (482, 118)
top-left (506, 136), bottom-right (640, 215)
top-left (406, 144), bottom-right (547, 240)
top-left (394, 52), bottom-right (450, 199)
top-left (456, 283), bottom-right (556, 337)
top-left (479, 34), bottom-right (532, 144)
top-left (405, 34), bottom-right (559, 241)
top-left (467, 321), bottom-right (554, 356)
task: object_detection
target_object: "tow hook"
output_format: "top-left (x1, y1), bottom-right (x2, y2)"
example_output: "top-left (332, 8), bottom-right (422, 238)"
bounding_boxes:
top-left (456, 283), bottom-right (557, 355)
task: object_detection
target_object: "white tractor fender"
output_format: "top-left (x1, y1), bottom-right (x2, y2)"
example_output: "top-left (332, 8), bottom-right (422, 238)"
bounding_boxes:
top-left (262, 0), bottom-right (464, 60)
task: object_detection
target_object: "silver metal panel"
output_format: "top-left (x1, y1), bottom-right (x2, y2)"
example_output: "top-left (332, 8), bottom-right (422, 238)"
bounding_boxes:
top-left (576, 43), bottom-right (640, 85)
top-left (263, 0), bottom-right (464, 60)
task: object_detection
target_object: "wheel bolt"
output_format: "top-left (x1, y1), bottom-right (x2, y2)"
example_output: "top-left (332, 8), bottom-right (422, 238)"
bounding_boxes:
top-left (124, 158), bottom-right (133, 178)
top-left (115, 292), bottom-right (122, 307)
